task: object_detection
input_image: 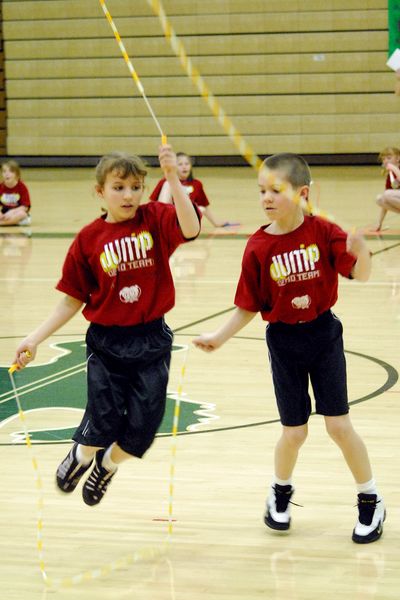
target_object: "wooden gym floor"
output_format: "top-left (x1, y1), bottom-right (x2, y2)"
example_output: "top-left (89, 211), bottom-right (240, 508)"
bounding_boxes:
top-left (0, 164), bottom-right (399, 599)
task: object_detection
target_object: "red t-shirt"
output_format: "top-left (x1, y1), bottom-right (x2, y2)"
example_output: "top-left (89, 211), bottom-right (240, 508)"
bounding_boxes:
top-left (0, 180), bottom-right (31, 213)
top-left (56, 202), bottom-right (199, 326)
top-left (385, 172), bottom-right (400, 189)
top-left (150, 178), bottom-right (210, 207)
top-left (234, 216), bottom-right (356, 324)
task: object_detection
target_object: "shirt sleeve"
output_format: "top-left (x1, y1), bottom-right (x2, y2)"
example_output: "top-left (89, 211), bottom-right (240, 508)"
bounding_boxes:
top-left (328, 222), bottom-right (357, 278)
top-left (234, 246), bottom-right (264, 312)
top-left (56, 235), bottom-right (97, 303)
top-left (193, 180), bottom-right (210, 207)
top-left (18, 181), bottom-right (31, 209)
top-left (149, 179), bottom-right (166, 201)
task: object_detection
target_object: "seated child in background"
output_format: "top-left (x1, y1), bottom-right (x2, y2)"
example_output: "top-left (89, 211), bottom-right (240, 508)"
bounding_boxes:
top-left (374, 146), bottom-right (400, 231)
top-left (150, 152), bottom-right (239, 228)
top-left (0, 160), bottom-right (31, 226)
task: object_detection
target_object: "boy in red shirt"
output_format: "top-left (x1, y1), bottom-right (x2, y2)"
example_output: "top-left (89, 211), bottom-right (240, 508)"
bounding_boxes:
top-left (13, 144), bottom-right (201, 506)
top-left (0, 160), bottom-right (31, 226)
top-left (194, 153), bottom-right (385, 544)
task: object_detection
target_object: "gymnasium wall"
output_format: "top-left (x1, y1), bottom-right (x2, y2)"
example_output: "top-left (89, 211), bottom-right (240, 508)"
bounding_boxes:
top-left (0, 2), bottom-right (6, 156)
top-left (1, 0), bottom-right (398, 165)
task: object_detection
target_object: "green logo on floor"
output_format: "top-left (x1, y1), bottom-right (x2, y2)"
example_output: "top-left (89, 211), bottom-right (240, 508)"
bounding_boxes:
top-left (0, 340), bottom-right (217, 445)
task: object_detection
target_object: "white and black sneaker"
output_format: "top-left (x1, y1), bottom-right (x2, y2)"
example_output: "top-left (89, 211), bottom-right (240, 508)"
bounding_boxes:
top-left (352, 493), bottom-right (386, 544)
top-left (56, 443), bottom-right (93, 493)
top-left (264, 484), bottom-right (295, 531)
top-left (82, 449), bottom-right (117, 506)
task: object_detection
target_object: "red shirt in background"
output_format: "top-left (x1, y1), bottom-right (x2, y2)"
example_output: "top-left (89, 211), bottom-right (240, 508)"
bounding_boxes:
top-left (0, 180), bottom-right (31, 213)
top-left (234, 216), bottom-right (356, 324)
top-left (150, 178), bottom-right (210, 207)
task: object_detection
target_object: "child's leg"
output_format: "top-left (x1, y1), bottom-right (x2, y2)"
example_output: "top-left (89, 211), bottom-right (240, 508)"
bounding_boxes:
top-left (265, 424), bottom-right (308, 531)
top-left (378, 190), bottom-right (400, 214)
top-left (0, 207), bottom-right (29, 225)
top-left (324, 414), bottom-right (385, 544)
top-left (374, 195), bottom-right (388, 230)
top-left (274, 424), bottom-right (308, 480)
top-left (324, 414), bottom-right (372, 483)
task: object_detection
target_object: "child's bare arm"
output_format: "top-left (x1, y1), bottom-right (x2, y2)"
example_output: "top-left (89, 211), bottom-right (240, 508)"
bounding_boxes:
top-left (347, 232), bottom-right (371, 282)
top-left (13, 294), bottom-right (83, 369)
top-left (158, 144), bottom-right (200, 238)
top-left (158, 181), bottom-right (173, 204)
top-left (193, 307), bottom-right (257, 352)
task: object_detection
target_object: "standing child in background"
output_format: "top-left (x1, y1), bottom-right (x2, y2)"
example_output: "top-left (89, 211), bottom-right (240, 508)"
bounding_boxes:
top-left (374, 146), bottom-right (400, 231)
top-left (0, 160), bottom-right (31, 226)
top-left (150, 151), bottom-right (239, 228)
top-left (13, 144), bottom-right (200, 507)
top-left (194, 153), bottom-right (385, 544)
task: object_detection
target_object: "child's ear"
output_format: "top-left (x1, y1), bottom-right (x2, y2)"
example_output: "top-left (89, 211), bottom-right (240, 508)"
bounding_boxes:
top-left (95, 184), bottom-right (103, 197)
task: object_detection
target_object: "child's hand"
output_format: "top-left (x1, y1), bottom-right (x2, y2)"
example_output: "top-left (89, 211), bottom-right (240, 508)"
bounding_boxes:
top-left (13, 342), bottom-right (36, 370)
top-left (158, 144), bottom-right (177, 177)
top-left (193, 333), bottom-right (221, 353)
top-left (346, 230), bottom-right (367, 257)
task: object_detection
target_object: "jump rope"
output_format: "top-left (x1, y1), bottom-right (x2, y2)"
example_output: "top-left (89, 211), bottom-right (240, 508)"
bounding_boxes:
top-left (9, 0), bottom-right (350, 588)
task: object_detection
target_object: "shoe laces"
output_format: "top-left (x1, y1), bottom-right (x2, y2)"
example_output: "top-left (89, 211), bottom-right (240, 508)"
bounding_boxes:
top-left (355, 494), bottom-right (380, 526)
top-left (273, 485), bottom-right (302, 512)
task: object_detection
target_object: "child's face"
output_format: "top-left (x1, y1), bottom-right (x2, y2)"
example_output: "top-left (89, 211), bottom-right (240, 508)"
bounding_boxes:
top-left (97, 170), bottom-right (145, 223)
top-left (1, 165), bottom-right (18, 187)
top-left (258, 167), bottom-right (301, 221)
top-left (177, 155), bottom-right (192, 180)
top-left (382, 154), bottom-right (400, 169)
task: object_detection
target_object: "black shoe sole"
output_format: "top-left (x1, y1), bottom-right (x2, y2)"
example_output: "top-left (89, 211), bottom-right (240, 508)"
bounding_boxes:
top-left (264, 512), bottom-right (291, 531)
top-left (352, 511), bottom-right (386, 544)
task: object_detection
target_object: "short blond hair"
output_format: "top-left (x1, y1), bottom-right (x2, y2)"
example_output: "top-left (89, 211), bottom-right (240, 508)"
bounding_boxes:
top-left (378, 146), bottom-right (400, 162)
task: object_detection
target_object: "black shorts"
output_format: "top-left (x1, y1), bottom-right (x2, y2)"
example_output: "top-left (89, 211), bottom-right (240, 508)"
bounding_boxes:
top-left (266, 311), bottom-right (349, 426)
top-left (73, 318), bottom-right (173, 457)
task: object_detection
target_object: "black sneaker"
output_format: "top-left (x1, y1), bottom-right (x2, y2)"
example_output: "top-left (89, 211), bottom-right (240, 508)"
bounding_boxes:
top-left (264, 484), bottom-right (295, 531)
top-left (352, 493), bottom-right (386, 544)
top-left (56, 443), bottom-right (93, 493)
top-left (82, 449), bottom-right (117, 506)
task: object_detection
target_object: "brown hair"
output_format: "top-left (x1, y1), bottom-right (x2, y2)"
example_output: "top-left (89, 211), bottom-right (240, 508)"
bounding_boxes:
top-left (1, 159), bottom-right (21, 180)
top-left (95, 152), bottom-right (147, 187)
top-left (378, 147), bottom-right (400, 163)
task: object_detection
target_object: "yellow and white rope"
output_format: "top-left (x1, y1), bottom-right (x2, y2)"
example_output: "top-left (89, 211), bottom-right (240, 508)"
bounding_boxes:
top-left (146, 0), bottom-right (339, 224)
top-left (99, 0), bottom-right (167, 144)
top-left (146, 0), bottom-right (262, 171)
top-left (167, 345), bottom-right (189, 537)
top-left (8, 363), bottom-right (166, 589)
top-left (9, 364), bottom-right (48, 584)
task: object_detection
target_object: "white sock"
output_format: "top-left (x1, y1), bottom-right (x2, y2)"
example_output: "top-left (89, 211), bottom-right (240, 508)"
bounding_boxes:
top-left (102, 445), bottom-right (118, 472)
top-left (357, 478), bottom-right (379, 497)
top-left (273, 476), bottom-right (292, 487)
top-left (76, 444), bottom-right (95, 465)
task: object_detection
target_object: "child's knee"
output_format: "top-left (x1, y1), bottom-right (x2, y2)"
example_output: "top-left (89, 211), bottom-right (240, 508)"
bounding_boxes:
top-left (282, 425), bottom-right (308, 448)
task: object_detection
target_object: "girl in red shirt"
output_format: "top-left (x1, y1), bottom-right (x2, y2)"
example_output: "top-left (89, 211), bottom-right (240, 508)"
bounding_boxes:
top-left (194, 153), bottom-right (385, 545)
top-left (13, 144), bottom-right (200, 507)
top-left (374, 146), bottom-right (400, 231)
top-left (150, 152), bottom-right (239, 228)
top-left (0, 160), bottom-right (31, 226)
